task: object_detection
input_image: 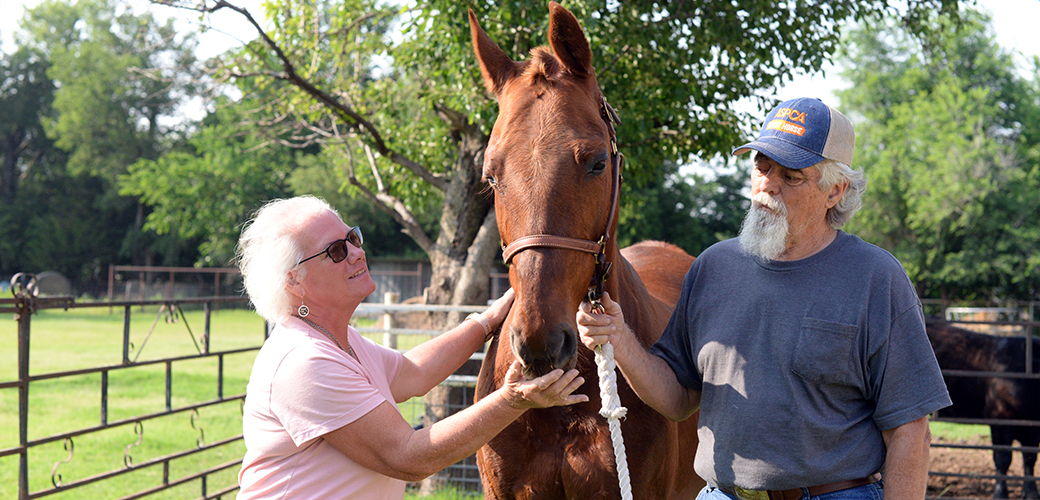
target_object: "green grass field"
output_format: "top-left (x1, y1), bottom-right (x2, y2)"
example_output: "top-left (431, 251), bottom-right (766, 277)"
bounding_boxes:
top-left (0, 303), bottom-right (454, 499)
top-left (930, 421), bottom-right (991, 442)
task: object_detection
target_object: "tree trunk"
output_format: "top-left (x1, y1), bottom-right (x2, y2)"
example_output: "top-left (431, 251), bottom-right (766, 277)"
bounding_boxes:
top-left (424, 125), bottom-right (494, 306)
top-left (418, 116), bottom-right (499, 493)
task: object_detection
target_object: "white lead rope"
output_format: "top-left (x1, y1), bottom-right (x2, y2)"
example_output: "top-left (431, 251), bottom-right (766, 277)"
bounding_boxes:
top-left (595, 341), bottom-right (633, 500)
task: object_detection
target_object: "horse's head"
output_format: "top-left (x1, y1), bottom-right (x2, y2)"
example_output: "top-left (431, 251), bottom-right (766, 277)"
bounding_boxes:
top-left (470, 2), bottom-right (622, 378)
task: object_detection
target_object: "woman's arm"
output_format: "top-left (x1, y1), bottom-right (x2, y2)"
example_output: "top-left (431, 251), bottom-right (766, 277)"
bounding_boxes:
top-left (390, 289), bottom-right (514, 402)
top-left (324, 360), bottom-right (586, 481)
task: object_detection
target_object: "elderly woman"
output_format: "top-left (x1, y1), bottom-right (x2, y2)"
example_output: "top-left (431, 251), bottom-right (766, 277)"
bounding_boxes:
top-left (236, 196), bottom-right (587, 499)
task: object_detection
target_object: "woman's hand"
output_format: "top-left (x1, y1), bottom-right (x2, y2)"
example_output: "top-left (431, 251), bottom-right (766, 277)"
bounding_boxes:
top-left (575, 291), bottom-right (627, 350)
top-left (482, 288), bottom-right (515, 327)
top-left (501, 360), bottom-right (588, 410)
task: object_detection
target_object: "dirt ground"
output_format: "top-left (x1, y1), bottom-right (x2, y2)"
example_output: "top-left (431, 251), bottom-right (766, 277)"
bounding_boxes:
top-left (929, 435), bottom-right (1036, 499)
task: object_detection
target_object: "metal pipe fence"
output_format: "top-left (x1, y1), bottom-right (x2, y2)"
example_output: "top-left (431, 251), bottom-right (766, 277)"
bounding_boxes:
top-left (1, 290), bottom-right (259, 500)
top-left (926, 317), bottom-right (1040, 500)
top-left (1, 279), bottom-right (487, 499)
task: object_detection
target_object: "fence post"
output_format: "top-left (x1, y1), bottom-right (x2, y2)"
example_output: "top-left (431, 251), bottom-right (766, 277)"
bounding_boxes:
top-left (15, 289), bottom-right (32, 500)
top-left (383, 292), bottom-right (399, 349)
top-left (108, 264), bottom-right (115, 313)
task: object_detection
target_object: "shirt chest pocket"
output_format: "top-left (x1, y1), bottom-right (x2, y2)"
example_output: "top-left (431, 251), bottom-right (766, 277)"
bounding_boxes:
top-left (791, 317), bottom-right (859, 385)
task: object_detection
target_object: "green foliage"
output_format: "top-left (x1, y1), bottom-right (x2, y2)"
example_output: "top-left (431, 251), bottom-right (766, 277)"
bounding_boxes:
top-left (0, 45), bottom-right (55, 204)
top-left (27, 0), bottom-right (199, 178)
top-left (189, 0), bottom-right (964, 269)
top-left (287, 152), bottom-right (439, 260)
top-left (2, 0), bottom-right (976, 298)
top-left (2, 161), bottom-right (141, 283)
top-left (119, 94), bottom-right (439, 265)
top-left (840, 9), bottom-right (1040, 300)
top-left (400, 0), bottom-right (958, 182)
top-left (0, 0), bottom-right (208, 282)
top-left (121, 100), bottom-right (294, 265)
top-left (617, 162), bottom-right (749, 256)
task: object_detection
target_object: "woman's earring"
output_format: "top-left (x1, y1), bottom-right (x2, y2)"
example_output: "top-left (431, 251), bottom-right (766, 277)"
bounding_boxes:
top-left (298, 303), bottom-right (310, 317)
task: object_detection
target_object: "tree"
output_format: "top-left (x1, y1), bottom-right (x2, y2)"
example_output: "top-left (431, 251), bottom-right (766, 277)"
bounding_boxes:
top-left (19, 0), bottom-right (203, 267)
top-left (0, 46), bottom-right (54, 205)
top-left (139, 0), bottom-right (962, 308)
top-left (0, 0), bottom-right (217, 286)
top-left (0, 45), bottom-right (62, 276)
top-left (839, 10), bottom-right (1040, 301)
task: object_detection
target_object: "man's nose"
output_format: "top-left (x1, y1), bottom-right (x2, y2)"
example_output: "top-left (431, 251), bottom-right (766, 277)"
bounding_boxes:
top-left (758, 169), bottom-right (782, 194)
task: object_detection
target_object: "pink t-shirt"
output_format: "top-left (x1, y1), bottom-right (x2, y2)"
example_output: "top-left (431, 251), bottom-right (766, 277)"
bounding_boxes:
top-left (238, 317), bottom-right (406, 499)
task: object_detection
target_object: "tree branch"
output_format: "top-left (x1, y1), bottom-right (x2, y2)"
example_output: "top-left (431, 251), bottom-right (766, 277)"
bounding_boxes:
top-left (347, 165), bottom-right (437, 256)
top-left (156, 0), bottom-right (450, 192)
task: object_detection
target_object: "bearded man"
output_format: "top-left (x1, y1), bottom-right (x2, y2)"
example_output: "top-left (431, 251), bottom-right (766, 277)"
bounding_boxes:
top-left (577, 97), bottom-right (951, 500)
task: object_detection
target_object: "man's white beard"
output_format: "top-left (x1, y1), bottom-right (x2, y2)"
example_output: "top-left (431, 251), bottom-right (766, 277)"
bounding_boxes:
top-left (739, 193), bottom-right (789, 261)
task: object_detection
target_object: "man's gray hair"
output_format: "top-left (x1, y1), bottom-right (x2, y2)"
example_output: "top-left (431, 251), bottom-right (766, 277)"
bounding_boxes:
top-left (816, 159), bottom-right (867, 229)
top-left (235, 196), bottom-right (338, 323)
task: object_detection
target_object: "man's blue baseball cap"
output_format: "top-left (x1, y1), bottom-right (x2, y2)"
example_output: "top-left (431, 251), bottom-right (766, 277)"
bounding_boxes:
top-left (732, 97), bottom-right (855, 170)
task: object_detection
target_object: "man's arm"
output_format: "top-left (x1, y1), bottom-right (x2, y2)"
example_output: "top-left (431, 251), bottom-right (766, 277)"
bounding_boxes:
top-left (576, 292), bottom-right (700, 421)
top-left (881, 415), bottom-right (932, 500)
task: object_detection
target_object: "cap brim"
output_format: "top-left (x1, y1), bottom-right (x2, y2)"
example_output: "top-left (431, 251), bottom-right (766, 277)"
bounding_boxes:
top-left (732, 139), bottom-right (826, 170)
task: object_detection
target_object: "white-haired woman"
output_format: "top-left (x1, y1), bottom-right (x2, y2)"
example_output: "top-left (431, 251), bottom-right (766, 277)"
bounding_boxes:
top-left (235, 196), bottom-right (587, 499)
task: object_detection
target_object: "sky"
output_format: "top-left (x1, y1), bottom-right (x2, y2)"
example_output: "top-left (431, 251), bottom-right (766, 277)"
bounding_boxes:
top-left (4, 0), bottom-right (1039, 94)
top-left (772, 0), bottom-right (1040, 105)
top-left (3, 0), bottom-right (1039, 122)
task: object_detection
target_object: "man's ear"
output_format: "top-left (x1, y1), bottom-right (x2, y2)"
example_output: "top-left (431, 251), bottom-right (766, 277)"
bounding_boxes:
top-left (825, 181), bottom-right (849, 209)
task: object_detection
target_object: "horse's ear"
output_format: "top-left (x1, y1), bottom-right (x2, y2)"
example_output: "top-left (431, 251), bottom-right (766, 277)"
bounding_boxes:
top-left (547, 1), bottom-right (593, 77)
top-left (469, 9), bottom-right (517, 95)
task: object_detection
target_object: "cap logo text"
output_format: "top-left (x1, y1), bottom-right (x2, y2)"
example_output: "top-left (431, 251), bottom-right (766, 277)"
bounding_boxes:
top-left (765, 119), bottom-right (806, 136)
top-left (774, 107), bottom-right (807, 123)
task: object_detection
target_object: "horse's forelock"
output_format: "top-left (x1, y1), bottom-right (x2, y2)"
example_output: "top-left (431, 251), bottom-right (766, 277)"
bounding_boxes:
top-left (523, 47), bottom-right (563, 85)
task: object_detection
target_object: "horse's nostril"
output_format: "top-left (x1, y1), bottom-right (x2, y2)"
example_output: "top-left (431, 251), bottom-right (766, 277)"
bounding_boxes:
top-left (559, 324), bottom-right (577, 362)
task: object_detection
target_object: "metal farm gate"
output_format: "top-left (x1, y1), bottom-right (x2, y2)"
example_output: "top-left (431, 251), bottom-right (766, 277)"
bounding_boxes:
top-left (927, 312), bottom-right (1040, 500)
top-left (1, 287), bottom-right (259, 499)
top-left (1, 276), bottom-right (486, 500)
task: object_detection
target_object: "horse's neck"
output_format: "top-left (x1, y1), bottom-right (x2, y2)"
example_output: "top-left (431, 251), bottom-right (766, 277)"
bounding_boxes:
top-left (608, 252), bottom-right (673, 347)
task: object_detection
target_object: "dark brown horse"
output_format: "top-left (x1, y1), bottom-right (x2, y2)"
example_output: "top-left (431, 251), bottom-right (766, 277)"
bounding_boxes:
top-left (469, 3), bottom-right (703, 499)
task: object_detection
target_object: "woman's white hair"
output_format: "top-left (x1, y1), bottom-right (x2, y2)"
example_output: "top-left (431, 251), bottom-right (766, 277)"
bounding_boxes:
top-left (816, 159), bottom-right (867, 229)
top-left (235, 196), bottom-right (338, 323)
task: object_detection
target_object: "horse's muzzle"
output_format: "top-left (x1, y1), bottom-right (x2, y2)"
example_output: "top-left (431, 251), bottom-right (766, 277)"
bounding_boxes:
top-left (510, 321), bottom-right (578, 378)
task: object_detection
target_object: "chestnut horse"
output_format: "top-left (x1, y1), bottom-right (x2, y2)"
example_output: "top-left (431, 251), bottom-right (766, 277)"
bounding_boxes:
top-left (470, 3), bottom-right (703, 499)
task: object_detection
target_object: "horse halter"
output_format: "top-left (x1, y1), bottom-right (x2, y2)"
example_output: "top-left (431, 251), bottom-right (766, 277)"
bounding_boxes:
top-left (501, 95), bottom-right (624, 311)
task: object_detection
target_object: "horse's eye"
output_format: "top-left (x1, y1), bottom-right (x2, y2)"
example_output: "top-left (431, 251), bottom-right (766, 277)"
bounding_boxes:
top-left (587, 158), bottom-right (607, 175)
top-left (486, 176), bottom-right (498, 188)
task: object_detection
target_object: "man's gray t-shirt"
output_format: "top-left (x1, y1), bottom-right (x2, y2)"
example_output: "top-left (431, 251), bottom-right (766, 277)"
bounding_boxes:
top-left (650, 231), bottom-right (951, 491)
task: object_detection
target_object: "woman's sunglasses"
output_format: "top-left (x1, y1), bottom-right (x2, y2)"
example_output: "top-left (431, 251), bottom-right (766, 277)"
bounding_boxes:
top-left (297, 226), bottom-right (363, 266)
